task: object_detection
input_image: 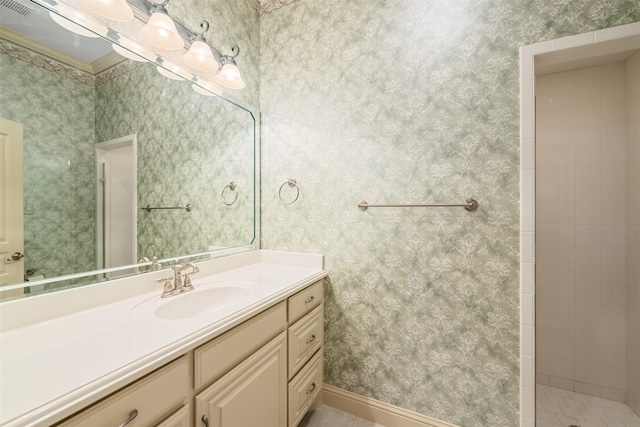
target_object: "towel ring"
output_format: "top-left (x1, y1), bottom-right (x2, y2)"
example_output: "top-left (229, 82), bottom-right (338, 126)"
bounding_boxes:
top-left (222, 182), bottom-right (238, 206)
top-left (278, 179), bottom-right (300, 205)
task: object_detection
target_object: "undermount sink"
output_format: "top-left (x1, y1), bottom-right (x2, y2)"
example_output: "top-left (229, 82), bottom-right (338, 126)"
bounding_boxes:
top-left (131, 283), bottom-right (255, 321)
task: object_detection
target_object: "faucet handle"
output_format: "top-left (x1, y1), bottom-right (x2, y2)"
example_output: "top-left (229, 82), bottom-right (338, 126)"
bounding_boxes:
top-left (182, 273), bottom-right (195, 292)
top-left (154, 276), bottom-right (175, 298)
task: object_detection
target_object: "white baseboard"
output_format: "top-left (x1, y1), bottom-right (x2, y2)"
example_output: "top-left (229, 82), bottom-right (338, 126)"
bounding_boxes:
top-left (322, 385), bottom-right (460, 427)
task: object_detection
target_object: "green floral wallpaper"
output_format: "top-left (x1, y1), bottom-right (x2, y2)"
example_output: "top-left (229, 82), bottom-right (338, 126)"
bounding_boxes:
top-left (0, 44), bottom-right (96, 282)
top-left (95, 62), bottom-right (255, 261)
top-left (258, 0), bottom-right (640, 425)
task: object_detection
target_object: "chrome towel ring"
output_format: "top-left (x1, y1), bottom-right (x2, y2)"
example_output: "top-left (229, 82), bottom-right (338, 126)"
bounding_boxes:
top-left (278, 178), bottom-right (300, 205)
top-left (222, 182), bottom-right (238, 206)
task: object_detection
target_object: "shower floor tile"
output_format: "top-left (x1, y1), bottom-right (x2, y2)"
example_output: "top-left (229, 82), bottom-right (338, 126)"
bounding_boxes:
top-left (536, 385), bottom-right (640, 427)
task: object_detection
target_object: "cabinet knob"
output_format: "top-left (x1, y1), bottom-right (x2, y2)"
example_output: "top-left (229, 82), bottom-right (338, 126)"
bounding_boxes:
top-left (202, 415), bottom-right (209, 427)
top-left (304, 296), bottom-right (315, 304)
top-left (116, 409), bottom-right (138, 427)
top-left (305, 334), bottom-right (317, 345)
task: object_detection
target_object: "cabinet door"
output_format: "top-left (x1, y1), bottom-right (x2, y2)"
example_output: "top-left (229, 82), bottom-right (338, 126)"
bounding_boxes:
top-left (195, 332), bottom-right (287, 427)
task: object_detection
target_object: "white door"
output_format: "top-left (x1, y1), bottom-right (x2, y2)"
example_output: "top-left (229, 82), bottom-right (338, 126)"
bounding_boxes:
top-left (0, 117), bottom-right (24, 286)
top-left (95, 135), bottom-right (136, 278)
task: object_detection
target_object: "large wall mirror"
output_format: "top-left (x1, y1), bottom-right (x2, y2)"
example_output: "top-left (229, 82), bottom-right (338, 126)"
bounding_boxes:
top-left (0, 0), bottom-right (258, 298)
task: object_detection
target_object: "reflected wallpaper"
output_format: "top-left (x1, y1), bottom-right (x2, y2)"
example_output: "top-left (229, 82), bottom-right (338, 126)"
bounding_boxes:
top-left (259, 0), bottom-right (640, 425)
top-left (0, 43), bottom-right (96, 282)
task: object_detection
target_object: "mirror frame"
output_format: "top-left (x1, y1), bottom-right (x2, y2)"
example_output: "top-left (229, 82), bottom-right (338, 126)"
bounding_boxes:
top-left (1, 0), bottom-right (260, 295)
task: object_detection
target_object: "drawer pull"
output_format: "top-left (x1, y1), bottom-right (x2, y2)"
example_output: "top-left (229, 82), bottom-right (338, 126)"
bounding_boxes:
top-left (202, 415), bottom-right (209, 427)
top-left (117, 410), bottom-right (138, 427)
top-left (304, 296), bottom-right (315, 304)
top-left (306, 382), bottom-right (317, 395)
top-left (305, 334), bottom-right (317, 344)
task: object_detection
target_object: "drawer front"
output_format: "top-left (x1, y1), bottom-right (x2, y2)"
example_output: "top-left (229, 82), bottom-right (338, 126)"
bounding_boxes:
top-left (157, 404), bottom-right (191, 427)
top-left (288, 280), bottom-right (323, 324)
top-left (195, 301), bottom-right (287, 390)
top-left (58, 357), bottom-right (189, 427)
top-left (288, 304), bottom-right (323, 379)
top-left (288, 350), bottom-right (323, 427)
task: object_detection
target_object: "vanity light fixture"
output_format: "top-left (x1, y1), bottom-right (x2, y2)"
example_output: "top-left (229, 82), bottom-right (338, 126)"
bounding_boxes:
top-left (77, 0), bottom-right (134, 22)
top-left (213, 46), bottom-right (246, 90)
top-left (140, 0), bottom-right (184, 51)
top-left (183, 20), bottom-right (219, 72)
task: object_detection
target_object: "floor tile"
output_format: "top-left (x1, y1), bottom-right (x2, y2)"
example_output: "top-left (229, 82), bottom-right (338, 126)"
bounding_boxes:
top-left (536, 385), bottom-right (640, 427)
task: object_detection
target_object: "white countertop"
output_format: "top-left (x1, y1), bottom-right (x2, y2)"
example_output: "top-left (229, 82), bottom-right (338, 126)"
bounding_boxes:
top-left (0, 250), bottom-right (326, 427)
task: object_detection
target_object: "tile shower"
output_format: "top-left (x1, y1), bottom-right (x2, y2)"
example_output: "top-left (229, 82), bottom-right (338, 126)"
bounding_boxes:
top-left (535, 51), bottom-right (640, 426)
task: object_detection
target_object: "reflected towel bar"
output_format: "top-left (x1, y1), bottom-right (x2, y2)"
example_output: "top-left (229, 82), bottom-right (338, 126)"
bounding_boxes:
top-left (142, 204), bottom-right (192, 213)
top-left (358, 199), bottom-right (478, 212)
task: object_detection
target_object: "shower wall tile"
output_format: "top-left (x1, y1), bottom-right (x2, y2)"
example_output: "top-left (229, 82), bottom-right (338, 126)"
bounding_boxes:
top-left (536, 60), bottom-right (631, 401)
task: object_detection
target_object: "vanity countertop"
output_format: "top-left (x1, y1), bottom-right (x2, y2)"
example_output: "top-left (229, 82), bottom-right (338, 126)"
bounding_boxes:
top-left (0, 250), bottom-right (326, 427)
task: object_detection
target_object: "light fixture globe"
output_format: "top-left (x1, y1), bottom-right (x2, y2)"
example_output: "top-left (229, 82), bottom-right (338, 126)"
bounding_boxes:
top-left (78, 0), bottom-right (133, 22)
top-left (213, 62), bottom-right (245, 90)
top-left (140, 9), bottom-right (184, 51)
top-left (184, 39), bottom-right (219, 72)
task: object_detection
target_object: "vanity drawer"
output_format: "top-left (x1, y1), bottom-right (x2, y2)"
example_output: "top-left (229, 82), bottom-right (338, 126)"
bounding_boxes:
top-left (57, 356), bottom-right (189, 427)
top-left (195, 301), bottom-right (287, 390)
top-left (288, 280), bottom-right (323, 324)
top-left (157, 404), bottom-right (191, 427)
top-left (288, 304), bottom-right (323, 379)
top-left (288, 349), bottom-right (323, 427)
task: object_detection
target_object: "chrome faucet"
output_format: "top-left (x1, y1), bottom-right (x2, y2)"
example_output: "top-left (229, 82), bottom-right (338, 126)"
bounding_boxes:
top-left (154, 262), bottom-right (199, 298)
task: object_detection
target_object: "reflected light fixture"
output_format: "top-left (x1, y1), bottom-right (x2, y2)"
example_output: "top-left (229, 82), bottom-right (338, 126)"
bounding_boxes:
top-left (140, 0), bottom-right (184, 51)
top-left (77, 0), bottom-right (133, 22)
top-left (213, 46), bottom-right (246, 90)
top-left (49, 11), bottom-right (102, 37)
top-left (192, 81), bottom-right (223, 97)
top-left (156, 64), bottom-right (183, 80)
top-left (112, 43), bottom-right (147, 62)
top-left (183, 20), bottom-right (219, 72)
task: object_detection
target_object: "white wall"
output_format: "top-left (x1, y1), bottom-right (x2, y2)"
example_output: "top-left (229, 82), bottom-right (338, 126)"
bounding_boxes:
top-left (625, 50), bottom-right (640, 416)
top-left (535, 61), bottom-right (629, 402)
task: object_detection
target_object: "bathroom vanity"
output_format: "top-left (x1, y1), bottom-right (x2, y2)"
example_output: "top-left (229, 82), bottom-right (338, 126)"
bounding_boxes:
top-left (0, 251), bottom-right (326, 427)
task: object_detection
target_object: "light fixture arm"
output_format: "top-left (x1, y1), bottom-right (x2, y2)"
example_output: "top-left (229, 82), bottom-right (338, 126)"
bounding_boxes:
top-left (195, 20), bottom-right (209, 37)
top-left (127, 0), bottom-right (230, 61)
top-left (220, 46), bottom-right (240, 66)
top-left (147, 0), bottom-right (170, 15)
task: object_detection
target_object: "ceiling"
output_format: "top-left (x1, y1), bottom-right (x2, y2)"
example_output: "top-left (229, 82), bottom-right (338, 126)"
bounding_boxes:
top-left (0, 0), bottom-right (114, 65)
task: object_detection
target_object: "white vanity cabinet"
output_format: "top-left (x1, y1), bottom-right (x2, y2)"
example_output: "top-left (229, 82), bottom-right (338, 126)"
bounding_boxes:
top-left (53, 280), bottom-right (324, 427)
top-left (194, 279), bottom-right (324, 427)
top-left (286, 280), bottom-right (324, 427)
top-left (56, 357), bottom-right (191, 427)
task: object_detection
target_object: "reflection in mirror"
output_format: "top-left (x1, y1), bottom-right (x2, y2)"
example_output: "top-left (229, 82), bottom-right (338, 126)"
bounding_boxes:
top-left (0, 0), bottom-right (256, 298)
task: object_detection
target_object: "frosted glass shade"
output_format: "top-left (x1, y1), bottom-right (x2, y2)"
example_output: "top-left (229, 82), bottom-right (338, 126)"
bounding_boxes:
top-left (78, 0), bottom-right (133, 22)
top-left (112, 44), bottom-right (147, 62)
top-left (140, 12), bottom-right (184, 51)
top-left (156, 65), bottom-right (183, 80)
top-left (183, 40), bottom-right (219, 72)
top-left (213, 63), bottom-right (245, 90)
top-left (49, 12), bottom-right (102, 37)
